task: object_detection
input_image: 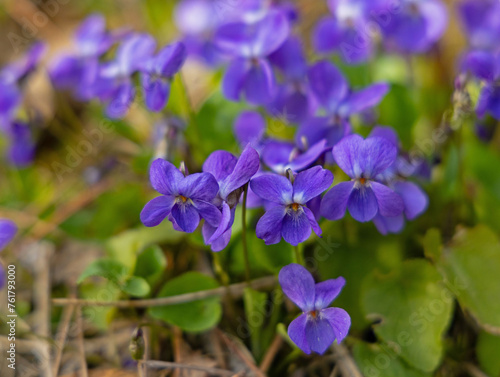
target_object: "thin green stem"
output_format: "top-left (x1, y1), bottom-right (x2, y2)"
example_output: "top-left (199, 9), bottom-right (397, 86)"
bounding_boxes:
top-left (294, 245), bottom-right (302, 265)
top-left (241, 183), bottom-right (251, 284)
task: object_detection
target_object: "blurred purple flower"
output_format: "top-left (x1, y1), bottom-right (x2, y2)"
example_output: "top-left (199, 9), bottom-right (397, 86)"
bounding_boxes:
top-left (215, 10), bottom-right (290, 105)
top-left (313, 0), bottom-right (376, 64)
top-left (458, 0), bottom-right (500, 51)
top-left (94, 33), bottom-right (156, 118)
top-left (378, 0), bottom-right (448, 54)
top-left (320, 134), bottom-right (404, 222)
top-left (49, 15), bottom-right (119, 100)
top-left (297, 61), bottom-right (389, 148)
top-left (141, 42), bottom-right (187, 112)
top-left (268, 37), bottom-right (315, 123)
top-left (251, 166), bottom-right (333, 245)
top-left (234, 111), bottom-right (266, 149)
top-left (6, 122), bottom-right (36, 167)
top-left (202, 145), bottom-right (260, 251)
top-left (140, 159), bottom-right (221, 233)
top-left (279, 264), bottom-right (350, 354)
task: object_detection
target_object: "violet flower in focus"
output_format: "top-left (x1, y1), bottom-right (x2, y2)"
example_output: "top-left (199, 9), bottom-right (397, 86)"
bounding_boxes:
top-left (140, 159), bottom-right (221, 233)
top-left (202, 145), bottom-right (260, 251)
top-left (251, 166), bottom-right (333, 246)
top-left (320, 134), bottom-right (404, 222)
top-left (279, 263), bottom-right (351, 354)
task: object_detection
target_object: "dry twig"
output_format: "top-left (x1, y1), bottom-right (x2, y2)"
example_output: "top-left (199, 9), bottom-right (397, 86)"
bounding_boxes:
top-left (52, 276), bottom-right (276, 308)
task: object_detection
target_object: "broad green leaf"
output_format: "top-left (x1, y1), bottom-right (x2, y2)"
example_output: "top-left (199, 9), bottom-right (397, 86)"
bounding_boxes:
top-left (476, 331), bottom-right (500, 377)
top-left (122, 276), bottom-right (151, 298)
top-left (107, 221), bottom-right (183, 270)
top-left (244, 287), bottom-right (268, 361)
top-left (353, 341), bottom-right (431, 377)
top-left (134, 244), bottom-right (167, 285)
top-left (423, 228), bottom-right (442, 261)
top-left (149, 272), bottom-right (222, 332)
top-left (317, 224), bottom-right (396, 331)
top-left (437, 226), bottom-right (500, 333)
top-left (78, 258), bottom-right (128, 285)
top-left (362, 260), bottom-right (453, 372)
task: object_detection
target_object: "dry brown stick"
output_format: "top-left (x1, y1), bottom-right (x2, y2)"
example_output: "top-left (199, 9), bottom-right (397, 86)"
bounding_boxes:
top-left (172, 327), bottom-right (183, 377)
top-left (52, 276), bottom-right (277, 307)
top-left (464, 363), bottom-right (490, 377)
top-left (29, 242), bottom-right (54, 377)
top-left (329, 365), bottom-right (339, 377)
top-left (210, 329), bottom-right (227, 370)
top-left (259, 334), bottom-right (283, 374)
top-left (75, 306), bottom-right (88, 377)
top-left (52, 303), bottom-right (76, 376)
top-left (217, 330), bottom-right (266, 377)
top-left (331, 343), bottom-right (363, 377)
top-left (139, 360), bottom-right (241, 377)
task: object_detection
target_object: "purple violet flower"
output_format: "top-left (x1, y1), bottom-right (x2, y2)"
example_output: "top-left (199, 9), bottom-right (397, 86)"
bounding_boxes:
top-left (49, 15), bottom-right (118, 100)
top-left (378, 0), bottom-right (448, 54)
top-left (215, 10), bottom-right (290, 105)
top-left (234, 111), bottom-right (266, 150)
top-left (261, 139), bottom-right (329, 174)
top-left (320, 134), bottom-right (404, 222)
top-left (368, 127), bottom-right (428, 234)
top-left (0, 219), bottom-right (17, 290)
top-left (268, 36), bottom-right (315, 123)
top-left (279, 263), bottom-right (351, 354)
top-left (313, 0), bottom-right (376, 64)
top-left (0, 43), bottom-right (45, 129)
top-left (458, 0), bottom-right (500, 51)
top-left (297, 60), bottom-right (389, 148)
top-left (140, 159), bottom-right (221, 233)
top-left (6, 121), bottom-right (36, 167)
top-left (94, 33), bottom-right (156, 118)
top-left (141, 42), bottom-right (187, 112)
top-left (250, 166), bottom-right (333, 246)
top-left (202, 145), bottom-right (260, 251)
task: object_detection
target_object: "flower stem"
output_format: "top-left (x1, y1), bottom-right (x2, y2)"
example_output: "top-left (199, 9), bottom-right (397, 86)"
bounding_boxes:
top-left (241, 183), bottom-right (251, 284)
top-left (294, 245), bottom-right (302, 265)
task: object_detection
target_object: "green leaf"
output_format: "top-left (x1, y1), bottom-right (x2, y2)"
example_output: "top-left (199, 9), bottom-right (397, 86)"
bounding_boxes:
top-left (423, 228), bottom-right (442, 261)
top-left (436, 225), bottom-right (500, 333)
top-left (107, 221), bottom-right (183, 270)
top-left (78, 259), bottom-right (128, 285)
top-left (244, 287), bottom-right (268, 361)
top-left (353, 341), bottom-right (431, 377)
top-left (149, 272), bottom-right (222, 332)
top-left (476, 331), bottom-right (500, 377)
top-left (361, 260), bottom-right (453, 372)
top-left (122, 277), bottom-right (151, 298)
top-left (134, 244), bottom-right (167, 285)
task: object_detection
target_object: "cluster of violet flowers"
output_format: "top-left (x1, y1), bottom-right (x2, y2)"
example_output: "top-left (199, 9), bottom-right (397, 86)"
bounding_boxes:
top-left (49, 14), bottom-right (187, 119)
top-left (1, 0), bottom-right (481, 357)
top-left (137, 0), bottom-right (449, 354)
